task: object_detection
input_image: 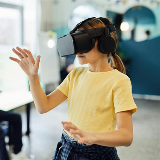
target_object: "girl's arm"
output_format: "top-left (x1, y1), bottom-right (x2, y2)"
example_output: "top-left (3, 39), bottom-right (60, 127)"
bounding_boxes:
top-left (62, 110), bottom-right (133, 147)
top-left (93, 110), bottom-right (133, 147)
top-left (10, 47), bottom-right (67, 114)
top-left (28, 74), bottom-right (67, 114)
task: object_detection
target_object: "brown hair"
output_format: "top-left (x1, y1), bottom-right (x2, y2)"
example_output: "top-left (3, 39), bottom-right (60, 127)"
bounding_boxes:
top-left (78, 18), bottom-right (126, 74)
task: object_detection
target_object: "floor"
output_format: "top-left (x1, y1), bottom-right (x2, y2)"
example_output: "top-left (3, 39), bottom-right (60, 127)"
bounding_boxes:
top-left (8, 98), bottom-right (160, 160)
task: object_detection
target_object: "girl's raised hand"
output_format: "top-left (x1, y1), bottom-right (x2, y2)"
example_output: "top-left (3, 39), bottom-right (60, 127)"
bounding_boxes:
top-left (61, 121), bottom-right (96, 146)
top-left (10, 47), bottom-right (41, 77)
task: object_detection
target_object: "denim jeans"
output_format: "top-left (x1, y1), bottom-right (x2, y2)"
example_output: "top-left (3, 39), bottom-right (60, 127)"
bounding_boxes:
top-left (0, 110), bottom-right (22, 154)
top-left (67, 150), bottom-right (90, 160)
top-left (53, 130), bottom-right (119, 160)
top-left (0, 126), bottom-right (10, 160)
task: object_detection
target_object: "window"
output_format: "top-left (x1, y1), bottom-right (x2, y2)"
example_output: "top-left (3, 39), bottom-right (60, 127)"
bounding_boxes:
top-left (0, 0), bottom-right (37, 92)
top-left (0, 6), bottom-right (23, 45)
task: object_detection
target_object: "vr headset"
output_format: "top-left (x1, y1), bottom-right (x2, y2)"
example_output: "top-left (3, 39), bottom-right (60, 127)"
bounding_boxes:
top-left (57, 17), bottom-right (116, 57)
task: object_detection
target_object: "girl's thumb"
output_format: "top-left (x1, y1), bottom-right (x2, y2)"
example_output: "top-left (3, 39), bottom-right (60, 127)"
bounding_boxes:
top-left (78, 138), bottom-right (85, 144)
top-left (35, 55), bottom-right (41, 68)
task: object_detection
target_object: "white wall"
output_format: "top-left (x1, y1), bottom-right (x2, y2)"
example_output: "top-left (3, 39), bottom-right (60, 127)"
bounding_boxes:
top-left (52, 0), bottom-right (89, 29)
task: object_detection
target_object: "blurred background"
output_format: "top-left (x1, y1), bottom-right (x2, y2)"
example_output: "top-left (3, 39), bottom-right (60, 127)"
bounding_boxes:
top-left (0, 0), bottom-right (160, 160)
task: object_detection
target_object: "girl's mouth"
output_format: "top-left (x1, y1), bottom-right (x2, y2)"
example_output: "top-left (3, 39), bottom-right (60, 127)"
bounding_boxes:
top-left (77, 56), bottom-right (84, 58)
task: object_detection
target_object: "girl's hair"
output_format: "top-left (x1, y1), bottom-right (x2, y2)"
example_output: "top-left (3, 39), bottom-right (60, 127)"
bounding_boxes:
top-left (78, 18), bottom-right (126, 74)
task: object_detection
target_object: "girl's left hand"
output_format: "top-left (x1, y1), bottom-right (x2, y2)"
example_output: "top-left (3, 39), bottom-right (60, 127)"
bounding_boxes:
top-left (61, 121), bottom-right (96, 145)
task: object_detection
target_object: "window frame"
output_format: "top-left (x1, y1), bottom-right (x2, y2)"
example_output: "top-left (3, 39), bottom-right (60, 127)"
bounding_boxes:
top-left (0, 2), bottom-right (24, 45)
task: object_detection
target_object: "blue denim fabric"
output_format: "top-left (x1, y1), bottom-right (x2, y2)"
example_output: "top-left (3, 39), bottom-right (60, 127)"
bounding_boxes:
top-left (52, 130), bottom-right (120, 160)
top-left (0, 127), bottom-right (10, 160)
top-left (67, 150), bottom-right (91, 160)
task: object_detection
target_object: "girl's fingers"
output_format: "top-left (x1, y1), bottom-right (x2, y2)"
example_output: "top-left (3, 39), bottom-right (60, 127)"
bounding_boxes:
top-left (62, 121), bottom-right (75, 126)
top-left (63, 124), bottom-right (75, 131)
top-left (16, 47), bottom-right (28, 58)
top-left (70, 129), bottom-right (81, 135)
top-left (35, 55), bottom-right (41, 68)
top-left (12, 48), bottom-right (23, 59)
top-left (9, 57), bottom-right (20, 63)
top-left (63, 123), bottom-right (77, 130)
top-left (78, 138), bottom-right (86, 144)
top-left (23, 49), bottom-right (34, 59)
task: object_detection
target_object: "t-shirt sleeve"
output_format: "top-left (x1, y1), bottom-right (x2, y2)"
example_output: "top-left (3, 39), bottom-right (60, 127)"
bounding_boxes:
top-left (113, 77), bottom-right (137, 114)
top-left (57, 68), bottom-right (75, 97)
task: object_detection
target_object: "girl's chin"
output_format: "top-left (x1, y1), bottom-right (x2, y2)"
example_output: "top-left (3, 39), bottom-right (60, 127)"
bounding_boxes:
top-left (79, 61), bottom-right (88, 65)
top-left (78, 59), bottom-right (85, 63)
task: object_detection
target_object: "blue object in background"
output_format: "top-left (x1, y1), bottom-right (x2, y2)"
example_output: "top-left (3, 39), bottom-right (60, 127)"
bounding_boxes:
top-left (122, 36), bottom-right (160, 95)
top-left (124, 6), bottom-right (156, 25)
top-left (0, 121), bottom-right (9, 136)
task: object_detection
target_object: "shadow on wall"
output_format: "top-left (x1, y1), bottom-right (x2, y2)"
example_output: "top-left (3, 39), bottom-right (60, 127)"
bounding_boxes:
top-left (122, 36), bottom-right (160, 95)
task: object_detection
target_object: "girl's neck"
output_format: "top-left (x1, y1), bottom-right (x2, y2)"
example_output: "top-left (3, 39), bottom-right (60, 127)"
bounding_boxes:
top-left (88, 60), bottom-right (113, 73)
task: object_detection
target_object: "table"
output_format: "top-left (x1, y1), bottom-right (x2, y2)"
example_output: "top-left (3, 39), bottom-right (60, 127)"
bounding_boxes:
top-left (0, 90), bottom-right (33, 135)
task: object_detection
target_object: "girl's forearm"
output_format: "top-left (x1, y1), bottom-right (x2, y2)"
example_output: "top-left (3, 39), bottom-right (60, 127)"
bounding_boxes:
top-left (93, 128), bottom-right (133, 147)
top-left (28, 74), bottom-right (49, 114)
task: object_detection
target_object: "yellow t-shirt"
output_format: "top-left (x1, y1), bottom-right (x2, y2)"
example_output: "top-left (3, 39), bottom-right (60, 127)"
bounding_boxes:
top-left (57, 67), bottom-right (137, 138)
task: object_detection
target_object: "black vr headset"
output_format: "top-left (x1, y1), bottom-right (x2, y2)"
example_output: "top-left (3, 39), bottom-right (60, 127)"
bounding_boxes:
top-left (57, 17), bottom-right (116, 57)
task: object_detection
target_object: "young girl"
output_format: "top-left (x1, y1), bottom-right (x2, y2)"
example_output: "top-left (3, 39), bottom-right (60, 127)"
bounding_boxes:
top-left (10, 17), bottom-right (137, 160)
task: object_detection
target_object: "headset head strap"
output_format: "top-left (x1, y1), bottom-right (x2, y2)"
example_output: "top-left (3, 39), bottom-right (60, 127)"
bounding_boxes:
top-left (98, 17), bottom-right (116, 32)
top-left (70, 17), bottom-right (96, 34)
top-left (70, 17), bottom-right (116, 34)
